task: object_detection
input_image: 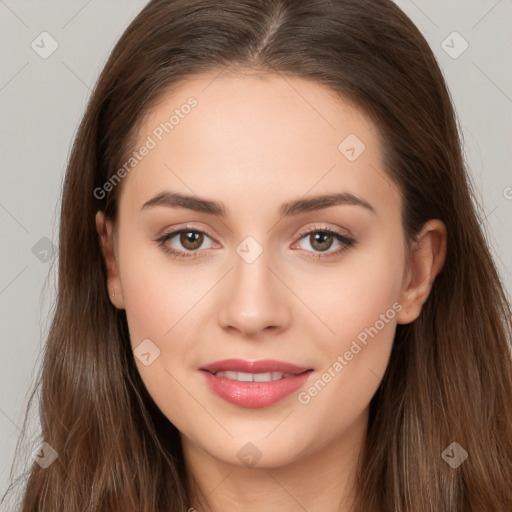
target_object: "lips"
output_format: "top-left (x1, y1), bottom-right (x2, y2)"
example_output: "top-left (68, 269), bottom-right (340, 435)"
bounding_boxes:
top-left (199, 359), bottom-right (313, 408)
top-left (200, 358), bottom-right (310, 375)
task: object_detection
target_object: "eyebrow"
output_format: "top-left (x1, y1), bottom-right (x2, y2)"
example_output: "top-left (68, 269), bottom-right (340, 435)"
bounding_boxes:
top-left (140, 190), bottom-right (376, 217)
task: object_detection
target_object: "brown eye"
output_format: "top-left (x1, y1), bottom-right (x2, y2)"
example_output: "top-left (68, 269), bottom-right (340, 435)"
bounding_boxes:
top-left (179, 231), bottom-right (204, 251)
top-left (156, 227), bottom-right (216, 259)
top-left (309, 232), bottom-right (334, 252)
top-left (293, 227), bottom-right (356, 259)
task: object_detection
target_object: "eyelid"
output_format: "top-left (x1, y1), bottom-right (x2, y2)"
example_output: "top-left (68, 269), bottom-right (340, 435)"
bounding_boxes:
top-left (291, 224), bottom-right (356, 258)
top-left (155, 223), bottom-right (356, 259)
top-left (157, 223), bottom-right (216, 241)
top-left (294, 223), bottom-right (353, 241)
top-left (157, 223), bottom-right (353, 243)
top-left (156, 223), bottom-right (219, 246)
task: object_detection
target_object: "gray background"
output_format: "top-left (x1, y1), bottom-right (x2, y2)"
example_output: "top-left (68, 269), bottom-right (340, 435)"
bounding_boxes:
top-left (1, 0), bottom-right (511, 501)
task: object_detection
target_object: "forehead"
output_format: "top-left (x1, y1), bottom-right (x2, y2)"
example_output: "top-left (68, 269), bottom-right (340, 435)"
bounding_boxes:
top-left (118, 71), bottom-right (399, 220)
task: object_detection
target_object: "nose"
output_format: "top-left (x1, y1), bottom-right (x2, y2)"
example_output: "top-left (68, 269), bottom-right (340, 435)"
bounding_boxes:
top-left (217, 247), bottom-right (292, 337)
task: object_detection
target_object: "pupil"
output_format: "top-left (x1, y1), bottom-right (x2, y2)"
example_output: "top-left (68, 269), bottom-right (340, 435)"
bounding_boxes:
top-left (181, 231), bottom-right (202, 250)
top-left (312, 232), bottom-right (332, 251)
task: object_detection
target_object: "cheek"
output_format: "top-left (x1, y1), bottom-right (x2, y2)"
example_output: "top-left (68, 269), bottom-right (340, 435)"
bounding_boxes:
top-left (297, 235), bottom-right (405, 418)
top-left (116, 231), bottom-right (217, 378)
top-left (308, 232), bottom-right (405, 343)
top-left (117, 232), bottom-right (206, 347)
top-left (117, 239), bottom-right (206, 430)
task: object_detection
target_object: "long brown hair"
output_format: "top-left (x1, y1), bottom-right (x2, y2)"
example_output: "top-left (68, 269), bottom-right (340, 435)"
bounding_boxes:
top-left (3, 0), bottom-right (512, 510)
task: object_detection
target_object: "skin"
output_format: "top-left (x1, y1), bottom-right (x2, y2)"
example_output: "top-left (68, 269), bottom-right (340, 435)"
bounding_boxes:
top-left (96, 70), bottom-right (446, 512)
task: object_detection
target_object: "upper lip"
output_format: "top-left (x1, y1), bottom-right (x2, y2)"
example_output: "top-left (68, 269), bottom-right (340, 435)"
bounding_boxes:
top-left (200, 359), bottom-right (311, 375)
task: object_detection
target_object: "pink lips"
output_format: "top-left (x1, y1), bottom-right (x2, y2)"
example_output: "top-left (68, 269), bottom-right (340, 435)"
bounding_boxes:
top-left (200, 358), bottom-right (313, 408)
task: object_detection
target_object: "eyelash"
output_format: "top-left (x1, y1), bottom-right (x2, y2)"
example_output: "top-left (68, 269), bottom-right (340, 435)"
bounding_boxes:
top-left (155, 224), bottom-right (356, 261)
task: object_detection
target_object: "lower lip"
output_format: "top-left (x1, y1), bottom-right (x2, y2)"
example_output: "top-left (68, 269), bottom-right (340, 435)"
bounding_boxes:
top-left (201, 370), bottom-right (313, 408)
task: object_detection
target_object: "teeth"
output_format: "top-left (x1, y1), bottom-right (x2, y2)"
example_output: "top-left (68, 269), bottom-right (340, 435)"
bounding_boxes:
top-left (214, 371), bottom-right (295, 382)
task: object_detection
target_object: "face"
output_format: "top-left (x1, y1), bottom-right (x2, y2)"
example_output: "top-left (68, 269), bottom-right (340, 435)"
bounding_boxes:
top-left (98, 70), bottom-right (420, 469)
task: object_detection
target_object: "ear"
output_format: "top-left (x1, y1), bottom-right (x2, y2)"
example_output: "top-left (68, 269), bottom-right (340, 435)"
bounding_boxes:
top-left (396, 219), bottom-right (447, 324)
top-left (95, 210), bottom-right (125, 309)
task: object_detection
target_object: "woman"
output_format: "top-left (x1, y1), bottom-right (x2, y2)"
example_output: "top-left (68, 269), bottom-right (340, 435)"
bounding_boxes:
top-left (3, 0), bottom-right (512, 510)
